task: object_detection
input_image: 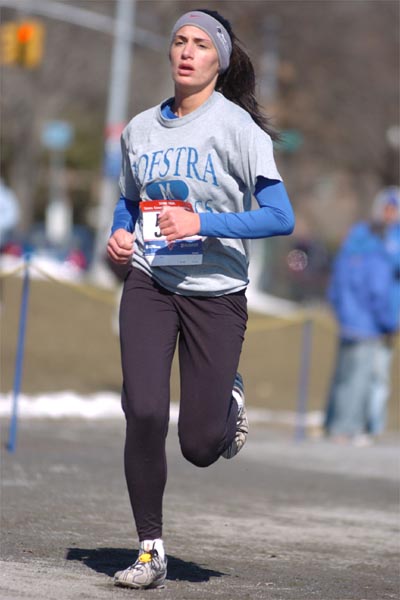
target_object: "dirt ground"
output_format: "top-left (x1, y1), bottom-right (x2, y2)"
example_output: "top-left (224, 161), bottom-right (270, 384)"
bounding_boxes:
top-left (1, 418), bottom-right (399, 600)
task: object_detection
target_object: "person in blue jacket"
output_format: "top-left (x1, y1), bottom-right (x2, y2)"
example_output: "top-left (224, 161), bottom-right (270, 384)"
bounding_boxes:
top-left (367, 187), bottom-right (400, 435)
top-left (325, 187), bottom-right (399, 444)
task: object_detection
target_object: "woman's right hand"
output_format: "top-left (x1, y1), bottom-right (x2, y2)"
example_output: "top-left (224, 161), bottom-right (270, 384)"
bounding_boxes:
top-left (107, 229), bottom-right (135, 264)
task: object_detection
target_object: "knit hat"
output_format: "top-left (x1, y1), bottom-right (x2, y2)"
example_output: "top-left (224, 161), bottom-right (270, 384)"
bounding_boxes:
top-left (372, 186), bottom-right (400, 221)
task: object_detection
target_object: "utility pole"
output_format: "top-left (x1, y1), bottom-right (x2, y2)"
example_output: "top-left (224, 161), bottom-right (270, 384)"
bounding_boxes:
top-left (259, 16), bottom-right (280, 108)
top-left (90, 0), bottom-right (136, 283)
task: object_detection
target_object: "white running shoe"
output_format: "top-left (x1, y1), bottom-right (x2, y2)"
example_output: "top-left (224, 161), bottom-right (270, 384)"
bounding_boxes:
top-left (222, 372), bottom-right (249, 459)
top-left (114, 543), bottom-right (167, 589)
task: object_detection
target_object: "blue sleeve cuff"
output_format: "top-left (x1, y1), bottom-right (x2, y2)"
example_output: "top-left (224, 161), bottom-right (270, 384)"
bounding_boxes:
top-left (111, 195), bottom-right (140, 234)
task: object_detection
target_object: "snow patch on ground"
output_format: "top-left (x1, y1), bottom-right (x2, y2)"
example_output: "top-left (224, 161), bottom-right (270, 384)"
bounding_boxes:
top-left (0, 391), bottom-right (323, 426)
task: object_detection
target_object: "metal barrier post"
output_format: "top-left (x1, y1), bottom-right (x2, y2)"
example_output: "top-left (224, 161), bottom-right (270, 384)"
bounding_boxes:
top-left (295, 318), bottom-right (313, 441)
top-left (7, 255), bottom-right (31, 453)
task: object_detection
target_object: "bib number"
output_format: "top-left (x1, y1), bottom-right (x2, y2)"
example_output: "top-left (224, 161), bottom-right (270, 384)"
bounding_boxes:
top-left (140, 200), bottom-right (203, 266)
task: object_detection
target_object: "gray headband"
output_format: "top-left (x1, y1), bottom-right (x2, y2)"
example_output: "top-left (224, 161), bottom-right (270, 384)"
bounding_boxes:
top-left (170, 11), bottom-right (232, 74)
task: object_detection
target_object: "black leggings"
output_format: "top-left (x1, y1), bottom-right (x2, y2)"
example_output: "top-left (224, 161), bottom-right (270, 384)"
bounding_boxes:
top-left (119, 267), bottom-right (248, 541)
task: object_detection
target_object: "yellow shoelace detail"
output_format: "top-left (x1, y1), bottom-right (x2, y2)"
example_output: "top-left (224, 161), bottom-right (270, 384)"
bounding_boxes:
top-left (139, 552), bottom-right (152, 563)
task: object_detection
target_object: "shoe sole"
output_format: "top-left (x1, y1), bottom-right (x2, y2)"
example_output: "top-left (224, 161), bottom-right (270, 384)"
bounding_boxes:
top-left (114, 578), bottom-right (166, 590)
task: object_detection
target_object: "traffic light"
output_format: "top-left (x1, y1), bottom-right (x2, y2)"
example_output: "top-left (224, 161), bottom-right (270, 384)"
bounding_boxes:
top-left (0, 22), bottom-right (18, 65)
top-left (0, 20), bottom-right (44, 68)
top-left (16, 21), bottom-right (44, 68)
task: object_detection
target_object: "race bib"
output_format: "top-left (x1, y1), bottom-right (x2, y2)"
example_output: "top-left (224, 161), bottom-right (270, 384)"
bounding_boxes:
top-left (140, 200), bottom-right (203, 266)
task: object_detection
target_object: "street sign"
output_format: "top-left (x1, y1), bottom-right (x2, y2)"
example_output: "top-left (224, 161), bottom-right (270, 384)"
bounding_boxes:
top-left (103, 123), bottom-right (124, 179)
top-left (42, 121), bottom-right (73, 151)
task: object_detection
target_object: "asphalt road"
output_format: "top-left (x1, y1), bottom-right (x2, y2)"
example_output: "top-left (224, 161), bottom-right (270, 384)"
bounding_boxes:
top-left (1, 418), bottom-right (399, 600)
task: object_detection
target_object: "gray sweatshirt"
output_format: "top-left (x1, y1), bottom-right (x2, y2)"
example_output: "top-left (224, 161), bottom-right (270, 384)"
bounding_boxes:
top-left (119, 91), bottom-right (282, 296)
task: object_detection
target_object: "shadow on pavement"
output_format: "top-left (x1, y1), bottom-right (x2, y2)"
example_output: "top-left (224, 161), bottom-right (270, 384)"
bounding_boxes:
top-left (66, 547), bottom-right (226, 582)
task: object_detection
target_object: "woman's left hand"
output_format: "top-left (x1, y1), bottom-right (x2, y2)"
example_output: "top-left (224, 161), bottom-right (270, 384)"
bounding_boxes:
top-left (158, 207), bottom-right (201, 241)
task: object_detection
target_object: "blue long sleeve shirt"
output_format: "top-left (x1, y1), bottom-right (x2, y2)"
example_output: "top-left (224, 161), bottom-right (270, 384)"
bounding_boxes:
top-left (111, 195), bottom-right (139, 234)
top-left (111, 177), bottom-right (294, 239)
top-left (199, 177), bottom-right (294, 238)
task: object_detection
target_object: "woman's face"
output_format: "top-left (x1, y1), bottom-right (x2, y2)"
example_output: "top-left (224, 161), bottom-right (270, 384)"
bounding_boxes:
top-left (170, 25), bottom-right (220, 93)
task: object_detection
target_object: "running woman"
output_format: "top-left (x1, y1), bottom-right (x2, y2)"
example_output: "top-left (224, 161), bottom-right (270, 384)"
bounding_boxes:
top-left (107, 8), bottom-right (295, 589)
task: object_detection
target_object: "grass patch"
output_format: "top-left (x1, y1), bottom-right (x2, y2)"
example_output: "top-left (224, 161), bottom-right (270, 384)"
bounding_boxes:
top-left (1, 276), bottom-right (398, 429)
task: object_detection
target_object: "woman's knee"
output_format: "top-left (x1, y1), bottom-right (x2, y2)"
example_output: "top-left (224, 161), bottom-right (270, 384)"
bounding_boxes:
top-left (123, 400), bottom-right (167, 434)
top-left (179, 429), bottom-right (225, 467)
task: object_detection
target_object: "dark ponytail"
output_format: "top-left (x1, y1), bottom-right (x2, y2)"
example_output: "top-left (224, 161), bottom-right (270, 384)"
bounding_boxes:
top-left (198, 9), bottom-right (279, 141)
